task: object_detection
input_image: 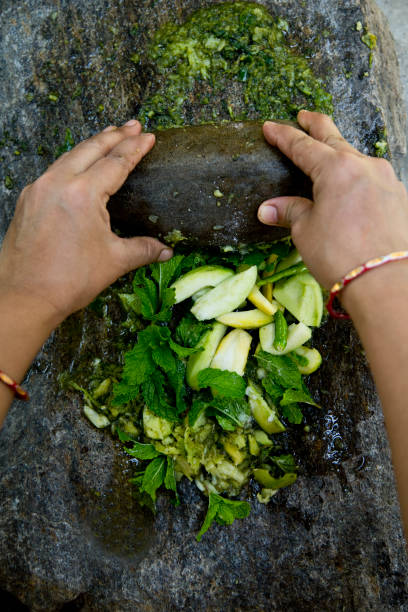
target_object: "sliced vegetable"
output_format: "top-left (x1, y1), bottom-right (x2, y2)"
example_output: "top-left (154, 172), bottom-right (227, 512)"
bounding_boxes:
top-left (253, 469), bottom-right (297, 489)
top-left (143, 407), bottom-right (174, 439)
top-left (191, 266), bottom-right (257, 321)
top-left (260, 321), bottom-right (312, 355)
top-left (246, 380), bottom-right (285, 434)
top-left (210, 329), bottom-right (252, 376)
top-left (186, 322), bottom-right (227, 390)
top-left (248, 285), bottom-right (278, 315)
top-left (171, 265), bottom-right (234, 304)
top-left (216, 308), bottom-right (274, 328)
top-left (293, 346), bottom-right (322, 374)
top-left (275, 248), bottom-right (302, 272)
top-left (84, 406), bottom-right (110, 428)
top-left (273, 272), bottom-right (323, 327)
top-left (273, 310), bottom-right (288, 352)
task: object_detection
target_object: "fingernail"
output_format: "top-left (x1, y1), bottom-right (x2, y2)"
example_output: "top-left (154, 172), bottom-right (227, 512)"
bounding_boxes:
top-left (124, 119), bottom-right (138, 126)
top-left (158, 248), bottom-right (173, 262)
top-left (258, 204), bottom-right (278, 224)
top-left (103, 125), bottom-right (117, 132)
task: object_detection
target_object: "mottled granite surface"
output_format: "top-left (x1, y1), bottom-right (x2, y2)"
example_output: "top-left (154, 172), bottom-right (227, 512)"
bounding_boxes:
top-left (0, 1), bottom-right (407, 610)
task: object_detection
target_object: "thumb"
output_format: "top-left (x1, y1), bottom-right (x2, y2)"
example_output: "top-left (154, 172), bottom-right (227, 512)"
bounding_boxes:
top-left (115, 235), bottom-right (173, 274)
top-left (258, 196), bottom-right (313, 228)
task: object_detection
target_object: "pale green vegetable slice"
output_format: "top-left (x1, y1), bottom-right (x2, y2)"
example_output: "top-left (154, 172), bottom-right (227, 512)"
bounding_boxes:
top-left (273, 271), bottom-right (323, 326)
top-left (246, 380), bottom-right (285, 434)
top-left (293, 346), bottom-right (322, 374)
top-left (191, 266), bottom-right (257, 321)
top-left (171, 265), bottom-right (234, 304)
top-left (253, 469), bottom-right (297, 489)
top-left (259, 321), bottom-right (312, 355)
top-left (186, 322), bottom-right (227, 390)
top-left (210, 329), bottom-right (252, 376)
top-left (143, 407), bottom-right (174, 439)
top-left (83, 406), bottom-right (110, 428)
top-left (216, 308), bottom-right (273, 329)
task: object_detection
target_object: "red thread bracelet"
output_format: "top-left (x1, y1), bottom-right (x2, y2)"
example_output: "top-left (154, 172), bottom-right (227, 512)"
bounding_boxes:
top-left (327, 250), bottom-right (408, 319)
top-left (0, 369), bottom-right (29, 401)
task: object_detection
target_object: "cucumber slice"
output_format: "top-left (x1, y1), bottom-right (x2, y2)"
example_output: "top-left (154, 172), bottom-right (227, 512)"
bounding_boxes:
top-left (216, 308), bottom-right (274, 329)
top-left (171, 265), bottom-right (234, 304)
top-left (276, 248), bottom-right (302, 272)
top-left (210, 329), bottom-right (252, 376)
top-left (253, 469), bottom-right (297, 489)
top-left (186, 322), bottom-right (227, 390)
top-left (259, 321), bottom-right (312, 355)
top-left (191, 266), bottom-right (257, 321)
top-left (246, 380), bottom-right (285, 434)
top-left (273, 271), bottom-right (323, 327)
top-left (293, 346), bottom-right (322, 374)
top-left (248, 285), bottom-right (278, 315)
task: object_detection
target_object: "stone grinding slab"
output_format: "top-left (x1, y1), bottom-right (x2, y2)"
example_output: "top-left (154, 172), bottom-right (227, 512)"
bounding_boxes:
top-left (0, 0), bottom-right (407, 610)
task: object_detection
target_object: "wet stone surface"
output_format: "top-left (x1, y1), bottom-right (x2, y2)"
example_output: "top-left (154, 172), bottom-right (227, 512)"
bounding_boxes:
top-left (0, 0), bottom-right (407, 610)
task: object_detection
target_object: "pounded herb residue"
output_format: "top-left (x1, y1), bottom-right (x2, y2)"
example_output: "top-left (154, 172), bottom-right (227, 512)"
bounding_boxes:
top-left (138, 2), bottom-right (333, 129)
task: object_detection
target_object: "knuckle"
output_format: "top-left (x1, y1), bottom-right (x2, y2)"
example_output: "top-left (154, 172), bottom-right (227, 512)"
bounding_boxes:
top-left (64, 177), bottom-right (89, 204)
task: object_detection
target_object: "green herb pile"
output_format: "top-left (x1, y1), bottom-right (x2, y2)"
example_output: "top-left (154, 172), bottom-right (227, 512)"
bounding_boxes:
top-left (70, 242), bottom-right (324, 540)
top-left (138, 1), bottom-right (333, 129)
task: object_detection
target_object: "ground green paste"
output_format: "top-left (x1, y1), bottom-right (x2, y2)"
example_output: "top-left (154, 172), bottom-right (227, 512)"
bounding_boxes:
top-left (138, 2), bottom-right (333, 129)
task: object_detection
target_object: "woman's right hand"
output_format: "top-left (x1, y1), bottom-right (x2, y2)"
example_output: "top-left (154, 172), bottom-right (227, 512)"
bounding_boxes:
top-left (258, 110), bottom-right (408, 290)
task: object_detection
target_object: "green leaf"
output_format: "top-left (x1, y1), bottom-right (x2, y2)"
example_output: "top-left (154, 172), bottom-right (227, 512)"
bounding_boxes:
top-left (152, 342), bottom-right (176, 373)
top-left (271, 454), bottom-right (298, 473)
top-left (196, 493), bottom-right (251, 541)
top-left (132, 269), bottom-right (159, 319)
top-left (188, 398), bottom-right (209, 426)
top-left (280, 388), bottom-right (319, 408)
top-left (141, 374), bottom-right (180, 422)
top-left (164, 457), bottom-right (180, 506)
top-left (197, 368), bottom-right (246, 398)
top-left (261, 375), bottom-right (284, 403)
top-left (167, 359), bottom-right (187, 415)
top-left (280, 403), bottom-right (303, 424)
top-left (152, 286), bottom-right (176, 322)
top-left (151, 255), bottom-right (184, 297)
top-left (209, 397), bottom-right (251, 430)
top-left (112, 343), bottom-right (155, 405)
top-left (169, 337), bottom-right (202, 358)
top-left (117, 428), bottom-right (139, 443)
top-left (256, 351), bottom-right (303, 390)
top-left (175, 314), bottom-right (210, 348)
top-left (140, 456), bottom-right (166, 503)
top-left (125, 442), bottom-right (161, 460)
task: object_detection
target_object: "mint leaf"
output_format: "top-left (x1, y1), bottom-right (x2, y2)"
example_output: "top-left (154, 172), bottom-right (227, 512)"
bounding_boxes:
top-left (140, 456), bottom-right (166, 503)
top-left (256, 351), bottom-right (302, 390)
top-left (167, 359), bottom-right (187, 415)
top-left (280, 388), bottom-right (319, 408)
top-left (280, 403), bottom-right (303, 424)
top-left (142, 374), bottom-right (180, 422)
top-left (209, 398), bottom-right (251, 430)
top-left (132, 269), bottom-right (159, 319)
top-left (175, 314), bottom-right (210, 348)
top-left (112, 343), bottom-right (155, 405)
top-left (151, 255), bottom-right (184, 297)
top-left (152, 342), bottom-right (176, 373)
top-left (197, 368), bottom-right (246, 398)
top-left (271, 454), bottom-right (298, 473)
top-left (125, 442), bottom-right (161, 460)
top-left (262, 375), bottom-right (284, 403)
top-left (196, 493), bottom-right (251, 541)
top-left (164, 457), bottom-right (180, 506)
top-left (188, 398), bottom-right (209, 426)
top-left (152, 286), bottom-right (176, 322)
top-left (169, 337), bottom-right (202, 358)
top-left (117, 428), bottom-right (138, 443)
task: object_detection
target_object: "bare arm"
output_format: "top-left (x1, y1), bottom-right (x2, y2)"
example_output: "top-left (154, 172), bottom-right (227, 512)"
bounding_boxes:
top-left (0, 120), bottom-right (172, 425)
top-left (258, 110), bottom-right (408, 537)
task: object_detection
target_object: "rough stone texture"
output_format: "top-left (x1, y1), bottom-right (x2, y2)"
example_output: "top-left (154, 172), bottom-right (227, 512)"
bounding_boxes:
top-left (0, 1), bottom-right (407, 610)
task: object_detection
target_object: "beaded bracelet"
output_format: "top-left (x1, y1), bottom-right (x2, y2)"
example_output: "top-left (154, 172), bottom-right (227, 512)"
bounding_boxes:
top-left (0, 369), bottom-right (29, 401)
top-left (327, 250), bottom-right (408, 319)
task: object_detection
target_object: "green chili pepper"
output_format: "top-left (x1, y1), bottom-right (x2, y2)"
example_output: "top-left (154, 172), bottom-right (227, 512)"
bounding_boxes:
top-left (257, 262), bottom-right (307, 286)
top-left (273, 310), bottom-right (288, 352)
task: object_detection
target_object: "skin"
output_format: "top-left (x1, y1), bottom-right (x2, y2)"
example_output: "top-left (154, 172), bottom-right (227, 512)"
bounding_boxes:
top-left (0, 119), bottom-right (172, 425)
top-left (258, 110), bottom-right (408, 538)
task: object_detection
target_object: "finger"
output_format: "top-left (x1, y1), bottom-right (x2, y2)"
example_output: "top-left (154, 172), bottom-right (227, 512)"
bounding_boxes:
top-left (113, 235), bottom-right (173, 275)
top-left (297, 110), bottom-right (364, 156)
top-left (85, 132), bottom-right (155, 201)
top-left (258, 196), bottom-right (313, 228)
top-left (263, 121), bottom-right (334, 182)
top-left (50, 120), bottom-right (144, 175)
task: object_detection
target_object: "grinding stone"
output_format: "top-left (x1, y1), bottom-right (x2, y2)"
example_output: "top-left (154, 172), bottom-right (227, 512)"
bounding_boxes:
top-left (0, 1), bottom-right (407, 610)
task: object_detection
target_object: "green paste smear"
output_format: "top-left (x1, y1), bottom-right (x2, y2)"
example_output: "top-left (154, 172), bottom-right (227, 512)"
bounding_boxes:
top-left (68, 2), bottom-right (332, 541)
top-left (138, 1), bottom-right (333, 129)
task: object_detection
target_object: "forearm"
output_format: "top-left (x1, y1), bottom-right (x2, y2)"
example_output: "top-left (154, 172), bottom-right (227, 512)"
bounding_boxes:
top-left (0, 289), bottom-right (58, 426)
top-left (342, 261), bottom-right (408, 536)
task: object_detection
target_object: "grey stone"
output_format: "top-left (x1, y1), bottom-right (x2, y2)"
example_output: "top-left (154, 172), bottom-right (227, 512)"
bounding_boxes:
top-left (0, 1), bottom-right (407, 610)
